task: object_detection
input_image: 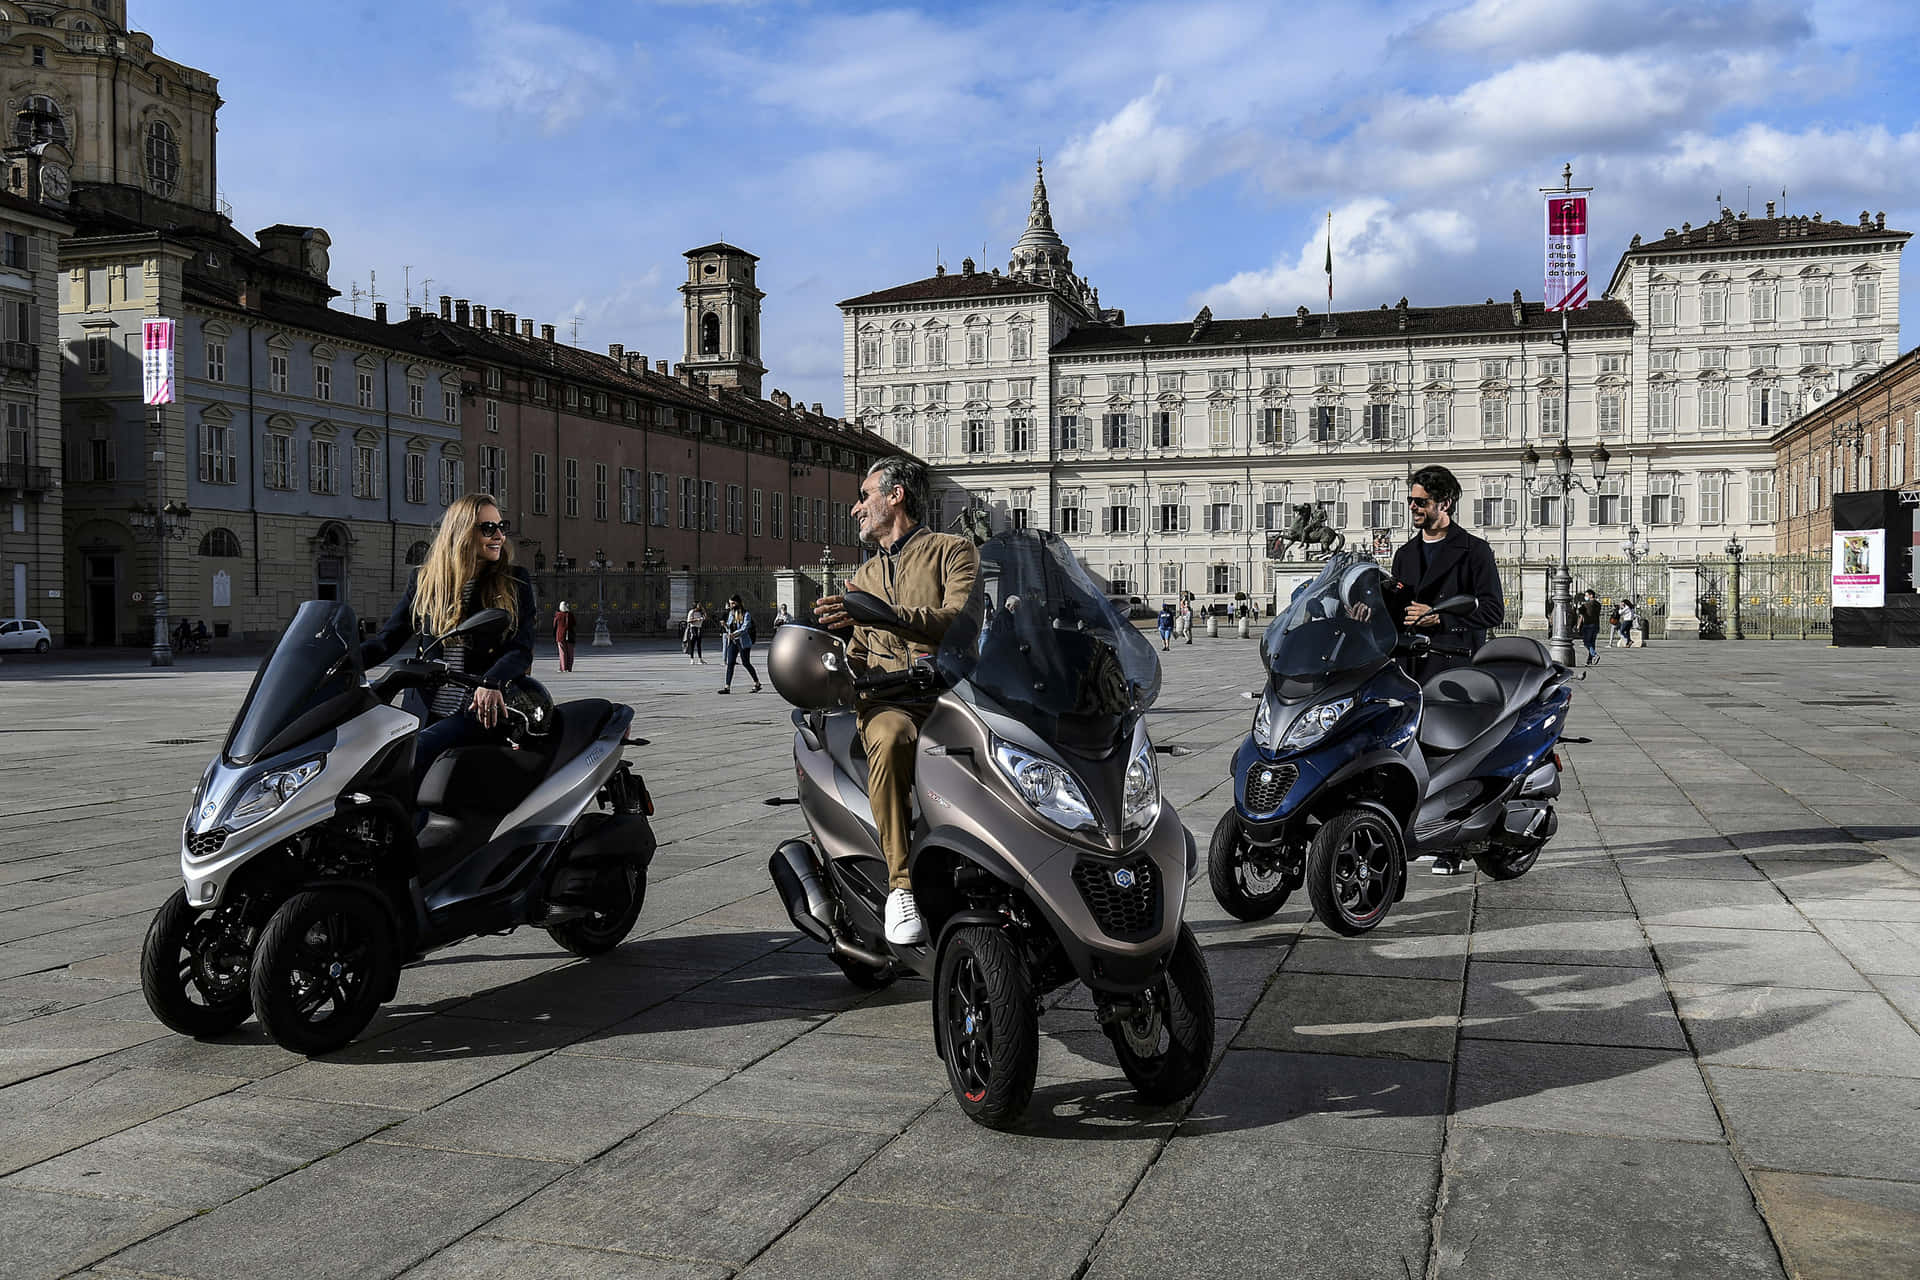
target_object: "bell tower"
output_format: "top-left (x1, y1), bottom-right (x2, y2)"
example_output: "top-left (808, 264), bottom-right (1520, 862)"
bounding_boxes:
top-left (680, 242), bottom-right (766, 399)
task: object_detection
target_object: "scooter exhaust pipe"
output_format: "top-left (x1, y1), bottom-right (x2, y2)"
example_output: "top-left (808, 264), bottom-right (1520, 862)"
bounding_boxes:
top-left (769, 841), bottom-right (836, 946)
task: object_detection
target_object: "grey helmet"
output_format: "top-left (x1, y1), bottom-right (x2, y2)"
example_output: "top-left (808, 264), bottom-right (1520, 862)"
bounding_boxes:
top-left (768, 625), bottom-right (855, 710)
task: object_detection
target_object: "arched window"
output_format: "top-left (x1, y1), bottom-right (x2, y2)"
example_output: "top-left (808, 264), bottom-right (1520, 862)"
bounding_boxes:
top-left (700, 311), bottom-right (720, 355)
top-left (13, 95), bottom-right (66, 147)
top-left (197, 527), bottom-right (242, 557)
top-left (404, 540), bottom-right (430, 566)
top-left (145, 121), bottom-right (179, 198)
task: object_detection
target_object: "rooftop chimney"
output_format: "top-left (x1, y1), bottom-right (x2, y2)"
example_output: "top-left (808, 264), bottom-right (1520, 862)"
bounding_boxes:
top-left (374, 301), bottom-right (388, 324)
top-left (1766, 200), bottom-right (1776, 218)
top-left (1295, 305), bottom-right (1309, 330)
top-left (454, 299), bottom-right (470, 325)
top-left (608, 343), bottom-right (623, 361)
top-left (408, 305), bottom-right (422, 320)
top-left (439, 295), bottom-right (453, 321)
top-left (708, 382), bottom-right (722, 401)
top-left (656, 359), bottom-right (668, 375)
top-left (541, 324), bottom-right (556, 343)
top-left (772, 390), bottom-right (791, 409)
top-left (811, 402), bottom-right (823, 416)
top-left (1396, 297), bottom-right (1409, 332)
top-left (473, 304), bottom-right (488, 328)
top-left (522, 319), bottom-right (534, 339)
top-left (935, 263), bottom-right (946, 277)
top-left (1876, 211), bottom-right (1886, 230)
top-left (961, 257), bottom-right (975, 276)
top-left (502, 312), bottom-right (516, 334)
top-left (1861, 210), bottom-right (1872, 228)
top-left (1511, 288), bottom-right (1524, 327)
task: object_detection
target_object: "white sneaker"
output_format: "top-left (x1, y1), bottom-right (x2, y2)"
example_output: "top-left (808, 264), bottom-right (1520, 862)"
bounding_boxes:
top-left (884, 888), bottom-right (926, 945)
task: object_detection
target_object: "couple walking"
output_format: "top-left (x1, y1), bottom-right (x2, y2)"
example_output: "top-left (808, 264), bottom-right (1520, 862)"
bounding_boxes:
top-left (690, 596), bottom-right (762, 694)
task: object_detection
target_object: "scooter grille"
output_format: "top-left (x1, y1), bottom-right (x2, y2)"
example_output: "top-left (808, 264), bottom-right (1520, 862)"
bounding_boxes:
top-left (1070, 857), bottom-right (1161, 942)
top-left (186, 827), bottom-right (228, 859)
top-left (1244, 762), bottom-right (1298, 814)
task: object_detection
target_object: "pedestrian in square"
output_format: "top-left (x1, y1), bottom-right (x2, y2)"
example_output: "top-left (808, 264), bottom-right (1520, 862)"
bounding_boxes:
top-left (1576, 588), bottom-right (1601, 666)
top-left (684, 603), bottom-right (707, 664)
top-left (1617, 598), bottom-right (1637, 648)
top-left (553, 600), bottom-right (575, 672)
top-left (773, 603), bottom-right (792, 628)
top-left (1178, 598), bottom-right (1194, 644)
top-left (1157, 602), bottom-right (1175, 650)
top-left (718, 595), bottom-right (762, 694)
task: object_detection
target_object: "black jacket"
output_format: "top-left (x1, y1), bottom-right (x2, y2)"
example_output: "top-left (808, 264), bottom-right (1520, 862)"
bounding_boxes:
top-left (1390, 523), bottom-right (1505, 658)
top-left (360, 566), bottom-right (537, 688)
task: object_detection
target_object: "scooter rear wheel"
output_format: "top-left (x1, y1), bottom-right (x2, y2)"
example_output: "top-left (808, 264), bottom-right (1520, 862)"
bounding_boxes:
top-left (250, 888), bottom-right (395, 1056)
top-left (1473, 841), bottom-right (1543, 881)
top-left (936, 926), bottom-right (1038, 1129)
top-left (140, 888), bottom-right (253, 1038)
top-left (1306, 807), bottom-right (1404, 936)
top-left (547, 865), bottom-right (648, 957)
top-left (1207, 811), bottom-right (1291, 921)
top-left (1106, 923), bottom-right (1215, 1103)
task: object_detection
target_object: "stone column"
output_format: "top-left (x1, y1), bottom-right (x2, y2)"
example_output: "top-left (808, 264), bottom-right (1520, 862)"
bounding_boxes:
top-left (669, 570), bottom-right (694, 627)
top-left (1665, 560), bottom-right (1700, 641)
top-left (774, 568), bottom-right (803, 620)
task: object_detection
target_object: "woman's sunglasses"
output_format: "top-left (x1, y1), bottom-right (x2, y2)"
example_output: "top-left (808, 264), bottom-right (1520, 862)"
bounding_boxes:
top-left (475, 520), bottom-right (511, 536)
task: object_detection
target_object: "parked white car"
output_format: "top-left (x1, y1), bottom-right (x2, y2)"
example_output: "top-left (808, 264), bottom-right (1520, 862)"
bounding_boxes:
top-left (0, 618), bottom-right (51, 653)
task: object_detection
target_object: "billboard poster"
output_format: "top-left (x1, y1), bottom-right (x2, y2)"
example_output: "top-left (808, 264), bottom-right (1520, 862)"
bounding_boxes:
top-left (142, 318), bottom-right (175, 406)
top-left (1545, 194), bottom-right (1589, 311)
top-left (1832, 528), bottom-right (1886, 607)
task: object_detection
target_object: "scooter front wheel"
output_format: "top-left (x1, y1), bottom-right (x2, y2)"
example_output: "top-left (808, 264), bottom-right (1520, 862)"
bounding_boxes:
top-left (936, 926), bottom-right (1038, 1129)
top-left (1306, 808), bottom-right (1404, 936)
top-left (141, 889), bottom-right (254, 1038)
top-left (250, 888), bottom-right (395, 1055)
top-left (1207, 811), bottom-right (1291, 921)
top-left (1106, 923), bottom-right (1215, 1103)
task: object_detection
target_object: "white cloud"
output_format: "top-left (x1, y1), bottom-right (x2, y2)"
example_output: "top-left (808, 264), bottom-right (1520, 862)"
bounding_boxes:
top-left (1197, 198), bottom-right (1479, 315)
top-left (454, 7), bottom-right (629, 135)
top-left (1406, 0), bottom-right (1811, 57)
top-left (1052, 77), bottom-right (1198, 219)
top-left (779, 148), bottom-right (899, 207)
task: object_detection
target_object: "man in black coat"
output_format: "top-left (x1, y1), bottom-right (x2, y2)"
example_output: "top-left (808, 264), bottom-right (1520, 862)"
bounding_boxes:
top-left (1390, 464), bottom-right (1506, 677)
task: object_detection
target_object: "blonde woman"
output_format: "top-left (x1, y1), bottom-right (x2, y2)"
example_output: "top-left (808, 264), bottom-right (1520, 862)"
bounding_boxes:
top-left (362, 494), bottom-right (537, 791)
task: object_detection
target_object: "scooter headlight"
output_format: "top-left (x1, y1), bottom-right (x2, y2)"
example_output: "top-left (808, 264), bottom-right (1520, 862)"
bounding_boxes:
top-left (228, 757), bottom-right (326, 828)
top-left (992, 739), bottom-right (1098, 834)
top-left (1279, 697), bottom-right (1354, 751)
top-left (1122, 739), bottom-right (1160, 834)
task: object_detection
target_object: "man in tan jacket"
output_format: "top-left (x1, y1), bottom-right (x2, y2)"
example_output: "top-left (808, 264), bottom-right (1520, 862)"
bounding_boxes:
top-left (813, 458), bottom-right (979, 944)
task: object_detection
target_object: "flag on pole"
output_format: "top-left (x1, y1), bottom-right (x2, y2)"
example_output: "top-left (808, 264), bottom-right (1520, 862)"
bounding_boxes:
top-left (1324, 212), bottom-right (1333, 306)
top-left (1544, 194), bottom-right (1589, 311)
top-left (142, 318), bottom-right (175, 405)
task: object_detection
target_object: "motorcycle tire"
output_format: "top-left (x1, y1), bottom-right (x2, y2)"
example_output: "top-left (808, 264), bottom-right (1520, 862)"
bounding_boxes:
top-left (1106, 923), bottom-right (1215, 1104)
top-left (1207, 811), bottom-right (1291, 922)
top-left (140, 888), bottom-right (253, 1038)
top-left (547, 865), bottom-right (648, 957)
top-left (936, 926), bottom-right (1038, 1130)
top-left (1305, 807), bottom-right (1404, 936)
top-left (250, 888), bottom-right (395, 1056)
top-left (1473, 841), bottom-right (1543, 881)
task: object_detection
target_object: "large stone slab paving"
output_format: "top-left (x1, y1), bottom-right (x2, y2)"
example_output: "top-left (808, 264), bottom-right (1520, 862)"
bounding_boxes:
top-left (1669, 983), bottom-right (1920, 1075)
top-left (0, 1005), bottom-right (169, 1087)
top-left (2, 1092), bottom-right (404, 1210)
top-left (1749, 1171), bottom-right (1920, 1280)
top-left (1282, 930), bottom-right (1468, 982)
top-left (1463, 960), bottom-right (1688, 1050)
top-left (1450, 1039), bottom-right (1724, 1142)
top-left (1470, 906), bottom-right (1655, 967)
top-left (1238, 970), bottom-right (1460, 1060)
top-left (1473, 865), bottom-right (1634, 912)
top-left (0, 1186), bottom-right (189, 1280)
top-left (740, 1194), bottom-right (1104, 1280)
top-left (1181, 1047), bottom-right (1448, 1154)
top-left (397, 1235), bottom-right (731, 1280)
top-left (1625, 878), bottom-right (1812, 931)
top-left (561, 998), bottom-right (827, 1070)
top-left (485, 1114), bottom-right (889, 1266)
top-left (0, 1060), bottom-right (245, 1177)
top-left (1706, 1065), bottom-right (1920, 1181)
top-left (1082, 1138), bottom-right (1436, 1280)
top-left (1431, 1127), bottom-right (1785, 1280)
top-left (1813, 919), bottom-right (1920, 975)
top-left (110, 1141), bottom-right (565, 1280)
top-left (1646, 923), bottom-right (1873, 991)
top-left (247, 1013), bottom-right (585, 1111)
top-left (676, 1030), bottom-right (946, 1136)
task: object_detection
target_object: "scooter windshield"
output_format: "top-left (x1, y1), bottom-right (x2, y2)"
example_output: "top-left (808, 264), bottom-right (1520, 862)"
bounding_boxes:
top-left (1263, 554), bottom-right (1399, 685)
top-left (936, 530), bottom-right (1160, 757)
top-left (225, 600), bottom-right (367, 765)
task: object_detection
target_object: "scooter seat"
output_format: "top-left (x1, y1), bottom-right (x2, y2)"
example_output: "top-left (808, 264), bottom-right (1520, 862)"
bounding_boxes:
top-left (1419, 659), bottom-right (1553, 754)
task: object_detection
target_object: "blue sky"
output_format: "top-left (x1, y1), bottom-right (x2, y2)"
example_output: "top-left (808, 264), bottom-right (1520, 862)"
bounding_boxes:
top-left (148, 0), bottom-right (1920, 411)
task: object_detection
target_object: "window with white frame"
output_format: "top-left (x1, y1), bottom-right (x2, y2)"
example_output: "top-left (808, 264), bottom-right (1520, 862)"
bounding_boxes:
top-left (1208, 404), bottom-right (1232, 448)
top-left (1208, 564), bottom-right (1241, 595)
top-left (1152, 409), bottom-right (1179, 448)
top-left (677, 476), bottom-right (696, 529)
top-left (1651, 288), bottom-right (1676, 326)
top-left (440, 454), bottom-right (464, 507)
top-left (1058, 375), bottom-right (1082, 397)
top-left (1645, 472), bottom-right (1682, 526)
top-left (1529, 490), bottom-right (1563, 529)
top-left (1699, 472), bottom-right (1724, 525)
top-left (1364, 403), bottom-right (1401, 442)
top-left (1699, 386), bottom-right (1724, 430)
top-left (477, 445), bottom-right (504, 499)
top-left (565, 457), bottom-right (579, 517)
top-left (1599, 354), bottom-right (1625, 375)
top-left (1482, 358), bottom-right (1509, 381)
top-left (1701, 347), bottom-right (1728, 369)
top-left (404, 450), bottom-right (426, 504)
top-left (1104, 411), bottom-right (1133, 450)
top-left (1475, 477), bottom-right (1514, 528)
top-left (1057, 489), bottom-right (1084, 534)
top-left (406, 382), bottom-right (423, 416)
top-left (1367, 362), bottom-right (1393, 385)
top-left (892, 334), bottom-right (912, 366)
top-left (1257, 406), bottom-right (1289, 445)
top-left (1011, 489), bottom-right (1031, 530)
top-left (1751, 345), bottom-right (1777, 369)
top-left (264, 433), bottom-right (293, 489)
top-left (1424, 361), bottom-right (1451, 382)
top-left (860, 335), bottom-right (880, 368)
top-left (926, 332), bottom-right (945, 366)
top-left (1808, 469), bottom-right (1820, 511)
top-left (1009, 416), bottom-right (1033, 451)
top-left (1156, 485), bottom-right (1187, 534)
top-left (859, 387), bottom-right (883, 410)
top-left (1314, 481), bottom-right (1346, 529)
top-left (1008, 379), bottom-right (1030, 400)
top-left (353, 439), bottom-right (379, 499)
top-left (267, 351), bottom-right (287, 392)
top-left (1263, 368), bottom-right (1287, 387)
top-left (308, 436), bottom-right (338, 495)
top-left (770, 491), bottom-right (784, 538)
top-left (1316, 364), bottom-right (1341, 387)
top-left (1750, 386), bottom-right (1777, 428)
top-left (1109, 374), bottom-right (1133, 396)
top-left (1801, 278), bottom-right (1829, 320)
top-left (966, 330), bottom-right (986, 362)
top-left (1109, 563), bottom-right (1136, 595)
top-left (443, 390), bottom-right (458, 424)
top-left (1208, 370), bottom-right (1233, 391)
top-left (1010, 327), bottom-right (1030, 360)
top-left (727, 484), bottom-right (743, 534)
top-left (1161, 563), bottom-right (1181, 596)
top-left (965, 417), bottom-right (992, 453)
top-left (1424, 398), bottom-right (1450, 439)
top-left (1855, 276), bottom-right (1879, 318)
top-left (1365, 480), bottom-right (1398, 529)
top-left (619, 468), bottom-right (641, 523)
top-left (313, 364), bottom-right (331, 401)
top-left (198, 420), bottom-right (235, 484)
top-left (1539, 393), bottom-right (1563, 437)
top-left (1311, 404), bottom-right (1338, 442)
top-left (1800, 343), bottom-right (1829, 367)
top-left (1480, 396), bottom-right (1508, 440)
top-left (484, 366), bottom-right (502, 392)
top-left (1597, 393), bottom-right (1623, 437)
top-left (1748, 470), bottom-right (1776, 522)
top-left (750, 486), bottom-right (763, 536)
top-left (965, 380), bottom-right (989, 403)
top-left (1650, 349), bottom-right (1678, 372)
top-left (1204, 483), bottom-right (1240, 533)
top-left (1855, 342), bottom-right (1882, 365)
top-left (1057, 413), bottom-right (1081, 450)
top-left (1588, 476), bottom-right (1624, 526)
top-left (646, 471), bottom-right (668, 526)
top-left (1750, 281), bottom-right (1776, 322)
top-left (1700, 284), bottom-right (1727, 325)
top-left (1103, 485), bottom-right (1138, 534)
top-left (593, 464), bottom-right (608, 521)
top-left (532, 453), bottom-right (549, 515)
top-left (1539, 355), bottom-right (1563, 379)
top-left (1158, 373), bottom-right (1183, 393)
top-left (359, 370), bottom-right (376, 408)
top-left (205, 340), bottom-right (225, 383)
top-left (1649, 385), bottom-right (1676, 435)
top-left (1261, 483), bottom-right (1289, 531)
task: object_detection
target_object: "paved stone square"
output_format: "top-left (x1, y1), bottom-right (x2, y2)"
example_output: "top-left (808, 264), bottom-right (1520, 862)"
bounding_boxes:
top-left (3, 637), bottom-right (1919, 1279)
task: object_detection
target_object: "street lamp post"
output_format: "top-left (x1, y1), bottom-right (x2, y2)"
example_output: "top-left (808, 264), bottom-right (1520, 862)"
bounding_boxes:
top-left (820, 544), bottom-right (837, 598)
top-left (642, 547), bottom-right (663, 634)
top-left (128, 500), bottom-right (191, 667)
top-left (588, 547), bottom-right (613, 647)
top-left (1621, 524), bottom-right (1646, 604)
top-left (1724, 532), bottom-right (1746, 641)
top-left (1520, 441), bottom-right (1610, 666)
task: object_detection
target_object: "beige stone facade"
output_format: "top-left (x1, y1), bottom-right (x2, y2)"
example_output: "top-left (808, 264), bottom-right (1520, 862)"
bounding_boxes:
top-left (0, 190), bottom-right (69, 629)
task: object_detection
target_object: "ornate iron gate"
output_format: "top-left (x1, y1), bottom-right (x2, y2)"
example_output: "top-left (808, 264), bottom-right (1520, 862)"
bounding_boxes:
top-left (1695, 555), bottom-right (1829, 640)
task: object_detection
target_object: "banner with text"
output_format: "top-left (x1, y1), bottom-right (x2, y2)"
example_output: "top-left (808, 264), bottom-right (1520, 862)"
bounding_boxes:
top-left (141, 318), bottom-right (175, 406)
top-left (1832, 528), bottom-right (1886, 607)
top-left (1545, 195), bottom-right (1589, 311)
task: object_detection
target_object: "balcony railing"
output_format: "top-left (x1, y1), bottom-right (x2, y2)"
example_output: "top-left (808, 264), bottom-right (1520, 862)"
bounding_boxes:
top-left (0, 341), bottom-right (37, 374)
top-left (0, 463), bottom-right (51, 493)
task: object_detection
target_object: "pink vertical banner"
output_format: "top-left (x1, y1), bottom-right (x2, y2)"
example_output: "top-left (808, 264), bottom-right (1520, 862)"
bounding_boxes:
top-left (142, 318), bottom-right (175, 405)
top-left (1544, 195), bottom-right (1589, 311)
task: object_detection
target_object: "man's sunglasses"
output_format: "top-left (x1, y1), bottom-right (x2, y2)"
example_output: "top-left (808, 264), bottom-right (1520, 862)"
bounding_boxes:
top-left (476, 520), bottom-right (512, 536)
top-left (1407, 496), bottom-right (1434, 509)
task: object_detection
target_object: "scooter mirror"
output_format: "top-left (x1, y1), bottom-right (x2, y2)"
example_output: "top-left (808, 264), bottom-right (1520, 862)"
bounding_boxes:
top-left (448, 607), bottom-right (511, 639)
top-left (1431, 594), bottom-right (1477, 617)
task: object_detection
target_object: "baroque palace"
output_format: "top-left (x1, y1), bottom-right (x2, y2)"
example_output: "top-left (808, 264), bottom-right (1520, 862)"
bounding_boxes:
top-left (841, 162), bottom-right (1907, 607)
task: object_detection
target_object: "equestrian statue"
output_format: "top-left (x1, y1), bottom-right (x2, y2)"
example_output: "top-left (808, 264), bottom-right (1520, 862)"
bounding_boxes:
top-left (1269, 503), bottom-right (1346, 561)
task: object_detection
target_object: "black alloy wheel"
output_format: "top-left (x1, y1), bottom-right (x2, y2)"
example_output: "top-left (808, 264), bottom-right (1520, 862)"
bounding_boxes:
top-left (936, 926), bottom-right (1038, 1129)
top-left (547, 864), bottom-right (648, 957)
top-left (1106, 924), bottom-right (1216, 1103)
top-left (250, 888), bottom-right (395, 1055)
top-left (1473, 840), bottom-right (1543, 881)
top-left (1306, 807), bottom-right (1404, 936)
top-left (140, 888), bottom-right (255, 1037)
top-left (1207, 811), bottom-right (1292, 921)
